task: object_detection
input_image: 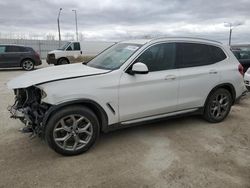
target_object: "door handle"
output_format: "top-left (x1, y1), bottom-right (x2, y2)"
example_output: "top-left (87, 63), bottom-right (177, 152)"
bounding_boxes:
top-left (165, 75), bottom-right (176, 80)
top-left (209, 70), bottom-right (218, 74)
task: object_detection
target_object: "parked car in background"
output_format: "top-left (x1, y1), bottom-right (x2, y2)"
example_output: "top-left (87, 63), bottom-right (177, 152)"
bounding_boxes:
top-left (46, 41), bottom-right (115, 65)
top-left (0, 45), bottom-right (41, 71)
top-left (8, 37), bottom-right (246, 155)
top-left (232, 48), bottom-right (250, 73)
top-left (244, 68), bottom-right (250, 90)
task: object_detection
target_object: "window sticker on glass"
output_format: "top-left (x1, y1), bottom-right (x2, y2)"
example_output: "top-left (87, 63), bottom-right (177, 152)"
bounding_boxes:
top-left (125, 46), bottom-right (139, 51)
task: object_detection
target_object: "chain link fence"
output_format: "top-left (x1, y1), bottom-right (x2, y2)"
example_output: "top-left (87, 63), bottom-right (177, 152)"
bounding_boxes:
top-left (0, 38), bottom-right (67, 59)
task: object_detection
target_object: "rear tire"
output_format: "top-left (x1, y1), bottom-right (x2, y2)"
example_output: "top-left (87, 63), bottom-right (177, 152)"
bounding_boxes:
top-left (21, 59), bottom-right (34, 71)
top-left (45, 106), bottom-right (100, 156)
top-left (203, 88), bottom-right (233, 123)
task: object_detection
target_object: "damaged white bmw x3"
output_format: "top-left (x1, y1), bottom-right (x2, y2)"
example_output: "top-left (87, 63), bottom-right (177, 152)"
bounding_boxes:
top-left (7, 37), bottom-right (246, 155)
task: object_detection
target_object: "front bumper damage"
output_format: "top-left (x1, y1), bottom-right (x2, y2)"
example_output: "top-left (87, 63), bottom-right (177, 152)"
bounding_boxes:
top-left (8, 86), bottom-right (51, 137)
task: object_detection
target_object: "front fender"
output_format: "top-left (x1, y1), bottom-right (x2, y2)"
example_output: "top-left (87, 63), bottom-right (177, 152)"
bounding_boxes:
top-left (42, 99), bottom-right (109, 132)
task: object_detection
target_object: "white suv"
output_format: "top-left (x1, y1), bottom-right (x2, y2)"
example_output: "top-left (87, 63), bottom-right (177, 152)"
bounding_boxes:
top-left (8, 37), bottom-right (246, 155)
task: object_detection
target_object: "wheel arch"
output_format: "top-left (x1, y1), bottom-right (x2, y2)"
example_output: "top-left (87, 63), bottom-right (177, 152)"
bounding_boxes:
top-left (43, 99), bottom-right (108, 133)
top-left (204, 83), bottom-right (236, 107)
top-left (57, 57), bottom-right (70, 64)
top-left (20, 58), bottom-right (34, 67)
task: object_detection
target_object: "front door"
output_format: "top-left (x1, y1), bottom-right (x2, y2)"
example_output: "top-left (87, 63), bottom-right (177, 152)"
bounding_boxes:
top-left (119, 43), bottom-right (179, 122)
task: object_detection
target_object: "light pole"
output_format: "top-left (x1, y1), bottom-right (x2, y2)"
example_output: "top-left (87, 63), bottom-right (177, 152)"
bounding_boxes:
top-left (57, 8), bottom-right (62, 47)
top-left (224, 22), bottom-right (243, 46)
top-left (72, 9), bottom-right (78, 41)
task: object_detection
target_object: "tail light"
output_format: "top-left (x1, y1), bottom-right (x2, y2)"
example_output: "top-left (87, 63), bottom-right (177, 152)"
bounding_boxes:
top-left (238, 64), bottom-right (244, 76)
top-left (35, 51), bottom-right (40, 59)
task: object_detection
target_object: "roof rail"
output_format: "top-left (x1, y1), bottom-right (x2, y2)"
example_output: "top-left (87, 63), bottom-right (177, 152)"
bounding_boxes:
top-left (149, 36), bottom-right (222, 44)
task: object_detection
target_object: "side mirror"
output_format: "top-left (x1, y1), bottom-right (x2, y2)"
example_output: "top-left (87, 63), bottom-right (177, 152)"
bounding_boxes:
top-left (131, 62), bottom-right (149, 74)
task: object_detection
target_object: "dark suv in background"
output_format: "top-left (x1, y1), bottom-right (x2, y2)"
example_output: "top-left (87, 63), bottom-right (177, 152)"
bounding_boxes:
top-left (231, 46), bottom-right (250, 73)
top-left (0, 45), bottom-right (41, 71)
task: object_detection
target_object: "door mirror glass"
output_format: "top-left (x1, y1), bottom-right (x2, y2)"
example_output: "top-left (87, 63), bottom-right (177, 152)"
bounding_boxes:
top-left (131, 62), bottom-right (149, 74)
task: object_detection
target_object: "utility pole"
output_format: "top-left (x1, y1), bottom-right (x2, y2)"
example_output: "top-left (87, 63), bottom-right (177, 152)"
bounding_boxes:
top-left (228, 23), bottom-right (233, 46)
top-left (57, 8), bottom-right (62, 47)
top-left (72, 9), bottom-right (78, 41)
top-left (224, 22), bottom-right (243, 46)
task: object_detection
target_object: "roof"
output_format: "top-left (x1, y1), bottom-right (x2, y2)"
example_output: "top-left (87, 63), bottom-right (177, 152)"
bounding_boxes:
top-left (0, 44), bottom-right (26, 47)
top-left (152, 37), bottom-right (222, 44)
top-left (120, 37), bottom-right (222, 46)
top-left (120, 39), bottom-right (151, 45)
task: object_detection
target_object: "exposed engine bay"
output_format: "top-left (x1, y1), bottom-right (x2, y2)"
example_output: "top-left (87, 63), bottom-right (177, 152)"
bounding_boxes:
top-left (8, 86), bottom-right (50, 137)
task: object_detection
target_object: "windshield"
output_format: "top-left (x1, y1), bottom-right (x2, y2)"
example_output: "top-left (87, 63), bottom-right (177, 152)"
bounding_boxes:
top-left (87, 43), bottom-right (142, 70)
top-left (58, 42), bottom-right (71, 50)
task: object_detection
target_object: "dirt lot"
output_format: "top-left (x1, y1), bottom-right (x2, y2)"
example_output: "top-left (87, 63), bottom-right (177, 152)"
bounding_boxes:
top-left (0, 63), bottom-right (250, 188)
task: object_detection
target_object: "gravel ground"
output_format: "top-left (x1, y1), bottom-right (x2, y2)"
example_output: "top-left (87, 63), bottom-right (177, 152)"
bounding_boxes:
top-left (0, 62), bottom-right (250, 188)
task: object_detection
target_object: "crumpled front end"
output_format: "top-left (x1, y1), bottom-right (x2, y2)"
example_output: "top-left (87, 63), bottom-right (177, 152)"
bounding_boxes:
top-left (8, 86), bottom-right (51, 136)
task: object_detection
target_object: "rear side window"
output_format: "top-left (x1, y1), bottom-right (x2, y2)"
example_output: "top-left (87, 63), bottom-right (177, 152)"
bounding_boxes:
top-left (176, 43), bottom-right (213, 68)
top-left (0, 46), bottom-right (6, 53)
top-left (176, 43), bottom-right (225, 68)
top-left (5, 46), bottom-right (24, 52)
top-left (27, 47), bottom-right (34, 52)
top-left (209, 46), bottom-right (227, 62)
top-left (19, 47), bottom-right (32, 52)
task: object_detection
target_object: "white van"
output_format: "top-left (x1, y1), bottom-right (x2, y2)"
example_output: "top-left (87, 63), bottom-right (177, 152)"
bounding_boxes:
top-left (46, 41), bottom-right (115, 65)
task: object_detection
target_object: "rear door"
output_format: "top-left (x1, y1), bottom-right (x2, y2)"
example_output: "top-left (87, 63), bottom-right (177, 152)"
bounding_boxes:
top-left (3, 46), bottom-right (23, 67)
top-left (176, 43), bottom-right (223, 109)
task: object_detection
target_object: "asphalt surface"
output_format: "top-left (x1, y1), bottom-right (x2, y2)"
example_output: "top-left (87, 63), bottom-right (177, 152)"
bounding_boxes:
top-left (0, 62), bottom-right (250, 188)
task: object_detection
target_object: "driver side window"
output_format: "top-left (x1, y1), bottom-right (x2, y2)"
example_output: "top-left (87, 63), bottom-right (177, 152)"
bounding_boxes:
top-left (66, 44), bottom-right (73, 51)
top-left (135, 43), bottom-right (176, 72)
top-left (66, 42), bottom-right (80, 51)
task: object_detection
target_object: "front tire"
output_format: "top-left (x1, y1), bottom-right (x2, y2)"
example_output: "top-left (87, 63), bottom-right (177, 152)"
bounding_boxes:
top-left (203, 88), bottom-right (233, 123)
top-left (57, 58), bottom-right (69, 65)
top-left (45, 106), bottom-right (100, 156)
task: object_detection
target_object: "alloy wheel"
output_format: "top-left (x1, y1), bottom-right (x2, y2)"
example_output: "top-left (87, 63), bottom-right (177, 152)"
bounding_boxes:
top-left (53, 114), bottom-right (93, 151)
top-left (209, 93), bottom-right (230, 119)
top-left (22, 60), bottom-right (34, 70)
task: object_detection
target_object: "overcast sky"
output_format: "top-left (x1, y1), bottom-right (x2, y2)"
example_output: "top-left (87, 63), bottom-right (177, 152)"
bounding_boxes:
top-left (0, 0), bottom-right (249, 44)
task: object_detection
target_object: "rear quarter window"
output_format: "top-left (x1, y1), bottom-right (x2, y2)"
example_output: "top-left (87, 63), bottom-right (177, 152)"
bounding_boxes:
top-left (209, 46), bottom-right (227, 63)
top-left (23, 47), bottom-right (34, 52)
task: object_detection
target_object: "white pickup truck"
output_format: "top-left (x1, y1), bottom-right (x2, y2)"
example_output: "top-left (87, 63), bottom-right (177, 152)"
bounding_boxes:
top-left (46, 41), bottom-right (115, 65)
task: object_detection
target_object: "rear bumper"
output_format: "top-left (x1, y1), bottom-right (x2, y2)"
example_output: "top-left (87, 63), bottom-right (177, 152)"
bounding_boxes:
top-left (34, 59), bottom-right (42, 66)
top-left (235, 89), bottom-right (249, 104)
